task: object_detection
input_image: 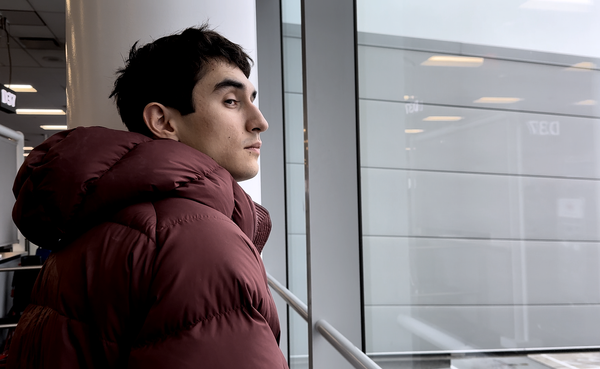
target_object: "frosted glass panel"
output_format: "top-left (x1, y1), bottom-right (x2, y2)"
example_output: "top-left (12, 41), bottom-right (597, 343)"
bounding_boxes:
top-left (357, 0), bottom-right (600, 355)
top-left (360, 99), bottom-right (600, 179)
top-left (364, 237), bottom-right (600, 306)
top-left (365, 305), bottom-right (600, 353)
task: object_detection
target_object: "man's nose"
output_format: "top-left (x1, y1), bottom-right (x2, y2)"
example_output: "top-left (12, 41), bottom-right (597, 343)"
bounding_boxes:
top-left (248, 104), bottom-right (269, 133)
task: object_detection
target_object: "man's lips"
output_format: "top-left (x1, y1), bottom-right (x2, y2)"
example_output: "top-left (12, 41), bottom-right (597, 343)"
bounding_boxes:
top-left (245, 142), bottom-right (261, 154)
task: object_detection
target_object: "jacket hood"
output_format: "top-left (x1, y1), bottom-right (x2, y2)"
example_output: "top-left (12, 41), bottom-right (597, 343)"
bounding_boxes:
top-left (13, 126), bottom-right (269, 251)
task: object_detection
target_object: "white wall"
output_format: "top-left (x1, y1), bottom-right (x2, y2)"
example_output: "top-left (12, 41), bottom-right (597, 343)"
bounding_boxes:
top-left (66, 0), bottom-right (262, 201)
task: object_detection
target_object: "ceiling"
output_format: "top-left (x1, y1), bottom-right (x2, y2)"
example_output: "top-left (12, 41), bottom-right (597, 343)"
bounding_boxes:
top-left (0, 0), bottom-right (65, 148)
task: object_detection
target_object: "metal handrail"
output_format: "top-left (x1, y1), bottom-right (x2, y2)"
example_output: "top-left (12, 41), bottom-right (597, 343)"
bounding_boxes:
top-left (266, 272), bottom-right (382, 369)
top-left (266, 272), bottom-right (308, 321)
top-left (316, 320), bottom-right (382, 369)
top-left (0, 265), bottom-right (43, 272)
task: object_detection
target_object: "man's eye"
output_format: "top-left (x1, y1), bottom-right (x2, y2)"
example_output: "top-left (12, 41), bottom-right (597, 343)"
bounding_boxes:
top-left (225, 99), bottom-right (238, 106)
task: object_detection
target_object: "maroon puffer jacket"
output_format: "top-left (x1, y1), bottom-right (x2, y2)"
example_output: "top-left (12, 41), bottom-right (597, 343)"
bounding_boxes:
top-left (7, 126), bottom-right (288, 368)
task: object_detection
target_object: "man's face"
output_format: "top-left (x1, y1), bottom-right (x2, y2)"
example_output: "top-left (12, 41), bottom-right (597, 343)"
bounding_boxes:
top-left (176, 61), bottom-right (268, 182)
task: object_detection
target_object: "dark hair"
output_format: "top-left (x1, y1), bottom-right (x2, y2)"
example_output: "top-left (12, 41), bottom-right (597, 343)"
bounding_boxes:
top-left (110, 24), bottom-right (253, 137)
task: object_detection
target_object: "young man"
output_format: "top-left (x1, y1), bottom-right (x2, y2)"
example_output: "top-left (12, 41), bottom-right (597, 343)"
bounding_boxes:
top-left (7, 25), bottom-right (288, 368)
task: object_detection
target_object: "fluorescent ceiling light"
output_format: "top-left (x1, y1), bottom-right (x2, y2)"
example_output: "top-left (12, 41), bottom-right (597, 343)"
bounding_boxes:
top-left (520, 0), bottom-right (593, 12)
top-left (5, 84), bottom-right (37, 92)
top-left (421, 56), bottom-right (484, 67)
top-left (23, 153), bottom-right (29, 157)
top-left (575, 99), bottom-right (596, 105)
top-left (17, 109), bottom-right (65, 115)
top-left (405, 129), bottom-right (424, 134)
top-left (565, 61), bottom-right (596, 71)
top-left (423, 116), bottom-right (463, 121)
top-left (474, 97), bottom-right (522, 104)
top-left (23, 146), bottom-right (34, 150)
top-left (40, 125), bottom-right (68, 130)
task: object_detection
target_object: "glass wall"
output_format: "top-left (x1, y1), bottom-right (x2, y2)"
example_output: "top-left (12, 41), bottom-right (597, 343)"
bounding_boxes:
top-left (282, 0), bottom-right (309, 367)
top-left (357, 0), bottom-right (600, 366)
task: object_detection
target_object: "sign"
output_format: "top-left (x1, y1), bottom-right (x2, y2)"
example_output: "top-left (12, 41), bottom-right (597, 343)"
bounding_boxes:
top-left (557, 198), bottom-right (584, 219)
top-left (0, 85), bottom-right (16, 114)
top-left (526, 120), bottom-right (559, 136)
top-left (405, 100), bottom-right (423, 114)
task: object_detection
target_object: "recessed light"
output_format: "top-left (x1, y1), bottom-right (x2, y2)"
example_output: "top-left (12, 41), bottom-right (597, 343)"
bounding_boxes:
top-left (23, 146), bottom-right (34, 150)
top-left (421, 56), bottom-right (484, 67)
top-left (17, 109), bottom-right (65, 115)
top-left (23, 153), bottom-right (29, 157)
top-left (40, 125), bottom-right (68, 130)
top-left (405, 129), bottom-right (424, 134)
top-left (575, 99), bottom-right (596, 105)
top-left (565, 62), bottom-right (596, 71)
top-left (423, 116), bottom-right (463, 121)
top-left (5, 85), bottom-right (37, 92)
top-left (474, 97), bottom-right (522, 104)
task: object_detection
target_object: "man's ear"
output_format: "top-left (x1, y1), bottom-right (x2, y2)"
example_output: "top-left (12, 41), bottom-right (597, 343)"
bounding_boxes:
top-left (143, 102), bottom-right (180, 140)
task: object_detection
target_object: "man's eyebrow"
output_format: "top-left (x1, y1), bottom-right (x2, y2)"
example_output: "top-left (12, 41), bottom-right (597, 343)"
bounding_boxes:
top-left (213, 78), bottom-right (258, 100)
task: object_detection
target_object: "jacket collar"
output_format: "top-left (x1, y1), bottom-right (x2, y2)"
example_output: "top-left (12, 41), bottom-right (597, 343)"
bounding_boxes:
top-left (13, 126), bottom-right (270, 252)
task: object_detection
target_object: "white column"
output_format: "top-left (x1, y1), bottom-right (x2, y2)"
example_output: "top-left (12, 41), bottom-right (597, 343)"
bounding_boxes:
top-left (301, 0), bottom-right (363, 368)
top-left (256, 0), bottom-right (290, 361)
top-left (65, 0), bottom-right (261, 200)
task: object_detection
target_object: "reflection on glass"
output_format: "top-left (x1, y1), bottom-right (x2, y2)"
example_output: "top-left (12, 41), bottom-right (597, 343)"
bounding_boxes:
top-left (420, 55), bottom-right (484, 67)
top-left (473, 97), bottom-right (523, 104)
top-left (566, 61), bottom-right (596, 71)
top-left (357, 0), bottom-right (600, 365)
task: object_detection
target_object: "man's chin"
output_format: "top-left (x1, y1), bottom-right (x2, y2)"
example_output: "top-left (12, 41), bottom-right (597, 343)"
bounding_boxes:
top-left (233, 168), bottom-right (259, 182)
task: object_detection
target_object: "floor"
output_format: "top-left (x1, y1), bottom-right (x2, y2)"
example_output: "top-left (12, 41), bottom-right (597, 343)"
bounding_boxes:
top-left (529, 353), bottom-right (600, 369)
top-left (451, 353), bottom-right (600, 369)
